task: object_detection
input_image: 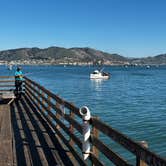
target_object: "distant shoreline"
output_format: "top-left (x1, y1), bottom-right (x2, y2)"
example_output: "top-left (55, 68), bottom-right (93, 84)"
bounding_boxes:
top-left (0, 61), bottom-right (166, 68)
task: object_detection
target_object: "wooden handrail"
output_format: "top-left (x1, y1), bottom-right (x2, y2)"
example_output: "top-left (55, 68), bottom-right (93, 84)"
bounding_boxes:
top-left (0, 76), bottom-right (14, 79)
top-left (25, 84), bottom-right (83, 140)
top-left (91, 117), bottom-right (166, 166)
top-left (0, 80), bottom-right (15, 83)
top-left (25, 76), bottom-right (82, 118)
top-left (25, 84), bottom-right (82, 134)
top-left (0, 85), bottom-right (15, 87)
top-left (0, 76), bottom-right (25, 92)
top-left (25, 76), bottom-right (63, 102)
top-left (91, 136), bottom-right (131, 166)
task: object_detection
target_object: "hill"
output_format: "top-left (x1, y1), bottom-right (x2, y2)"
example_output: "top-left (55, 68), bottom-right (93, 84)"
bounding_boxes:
top-left (130, 54), bottom-right (166, 65)
top-left (0, 47), bottom-right (166, 65)
top-left (0, 47), bottom-right (128, 65)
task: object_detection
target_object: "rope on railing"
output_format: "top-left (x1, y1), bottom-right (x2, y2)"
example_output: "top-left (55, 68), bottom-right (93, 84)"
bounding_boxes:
top-left (79, 106), bottom-right (91, 160)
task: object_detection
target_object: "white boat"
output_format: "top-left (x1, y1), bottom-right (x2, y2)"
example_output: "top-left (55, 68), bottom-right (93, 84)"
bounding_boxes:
top-left (90, 70), bottom-right (110, 79)
top-left (7, 64), bottom-right (13, 70)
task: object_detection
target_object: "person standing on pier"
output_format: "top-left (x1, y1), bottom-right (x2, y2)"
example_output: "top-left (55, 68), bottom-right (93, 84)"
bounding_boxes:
top-left (15, 66), bottom-right (23, 97)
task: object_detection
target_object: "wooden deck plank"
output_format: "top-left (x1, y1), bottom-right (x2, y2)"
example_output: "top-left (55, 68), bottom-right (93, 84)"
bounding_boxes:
top-left (17, 98), bottom-right (49, 166)
top-left (0, 92), bottom-right (15, 99)
top-left (12, 100), bottom-right (47, 166)
top-left (0, 105), bottom-right (13, 166)
top-left (12, 101), bottom-right (33, 166)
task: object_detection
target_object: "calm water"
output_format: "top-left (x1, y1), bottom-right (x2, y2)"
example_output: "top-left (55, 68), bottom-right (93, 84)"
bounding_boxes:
top-left (1, 65), bottom-right (165, 162)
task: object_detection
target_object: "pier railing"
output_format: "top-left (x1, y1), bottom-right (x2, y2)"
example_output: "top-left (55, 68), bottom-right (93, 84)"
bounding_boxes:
top-left (1, 76), bottom-right (165, 166)
top-left (24, 76), bottom-right (87, 165)
top-left (90, 118), bottom-right (166, 166)
top-left (0, 76), bottom-right (25, 93)
top-left (23, 76), bottom-right (166, 166)
top-left (0, 76), bottom-right (15, 92)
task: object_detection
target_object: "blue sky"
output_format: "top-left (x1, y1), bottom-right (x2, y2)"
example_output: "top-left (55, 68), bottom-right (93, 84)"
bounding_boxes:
top-left (0, 0), bottom-right (166, 57)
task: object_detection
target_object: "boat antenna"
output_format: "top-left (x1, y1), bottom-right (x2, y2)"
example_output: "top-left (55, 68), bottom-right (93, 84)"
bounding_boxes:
top-left (100, 67), bottom-right (104, 72)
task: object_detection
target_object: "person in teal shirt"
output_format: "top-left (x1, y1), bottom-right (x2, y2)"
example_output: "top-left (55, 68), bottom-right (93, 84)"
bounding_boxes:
top-left (15, 66), bottom-right (23, 96)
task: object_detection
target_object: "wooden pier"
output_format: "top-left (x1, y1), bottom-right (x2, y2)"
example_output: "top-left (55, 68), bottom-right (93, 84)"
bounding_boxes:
top-left (0, 76), bottom-right (165, 166)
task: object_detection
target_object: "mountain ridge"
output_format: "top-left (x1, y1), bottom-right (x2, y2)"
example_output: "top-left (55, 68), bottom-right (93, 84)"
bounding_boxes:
top-left (0, 47), bottom-right (166, 65)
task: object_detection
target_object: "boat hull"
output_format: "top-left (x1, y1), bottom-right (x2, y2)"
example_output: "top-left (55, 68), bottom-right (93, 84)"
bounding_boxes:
top-left (90, 74), bottom-right (110, 79)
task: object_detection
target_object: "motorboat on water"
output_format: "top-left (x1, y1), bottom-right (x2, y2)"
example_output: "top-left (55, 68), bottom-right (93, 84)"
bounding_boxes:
top-left (7, 64), bottom-right (13, 70)
top-left (90, 69), bottom-right (110, 79)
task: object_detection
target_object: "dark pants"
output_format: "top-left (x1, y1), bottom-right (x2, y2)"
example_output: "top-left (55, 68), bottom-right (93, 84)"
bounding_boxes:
top-left (15, 80), bottom-right (23, 94)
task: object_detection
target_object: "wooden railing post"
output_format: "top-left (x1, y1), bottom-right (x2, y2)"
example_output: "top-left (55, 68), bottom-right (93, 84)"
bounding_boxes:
top-left (47, 95), bottom-right (53, 121)
top-left (31, 82), bottom-right (34, 101)
top-left (47, 96), bottom-right (51, 112)
top-left (69, 110), bottom-right (75, 146)
top-left (41, 90), bottom-right (45, 113)
top-left (55, 102), bottom-right (61, 130)
top-left (34, 84), bottom-right (38, 104)
top-left (40, 90), bottom-right (49, 117)
top-left (136, 141), bottom-right (148, 166)
top-left (24, 79), bottom-right (27, 94)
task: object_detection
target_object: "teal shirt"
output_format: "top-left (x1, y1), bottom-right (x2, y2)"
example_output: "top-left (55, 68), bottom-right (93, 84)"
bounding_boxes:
top-left (15, 71), bottom-right (23, 80)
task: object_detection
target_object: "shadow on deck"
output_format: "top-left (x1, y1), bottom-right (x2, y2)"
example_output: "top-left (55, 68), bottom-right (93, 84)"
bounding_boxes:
top-left (11, 94), bottom-right (74, 166)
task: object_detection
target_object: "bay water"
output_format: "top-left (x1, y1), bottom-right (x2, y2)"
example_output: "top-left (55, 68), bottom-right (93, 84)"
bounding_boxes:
top-left (1, 65), bottom-right (165, 163)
